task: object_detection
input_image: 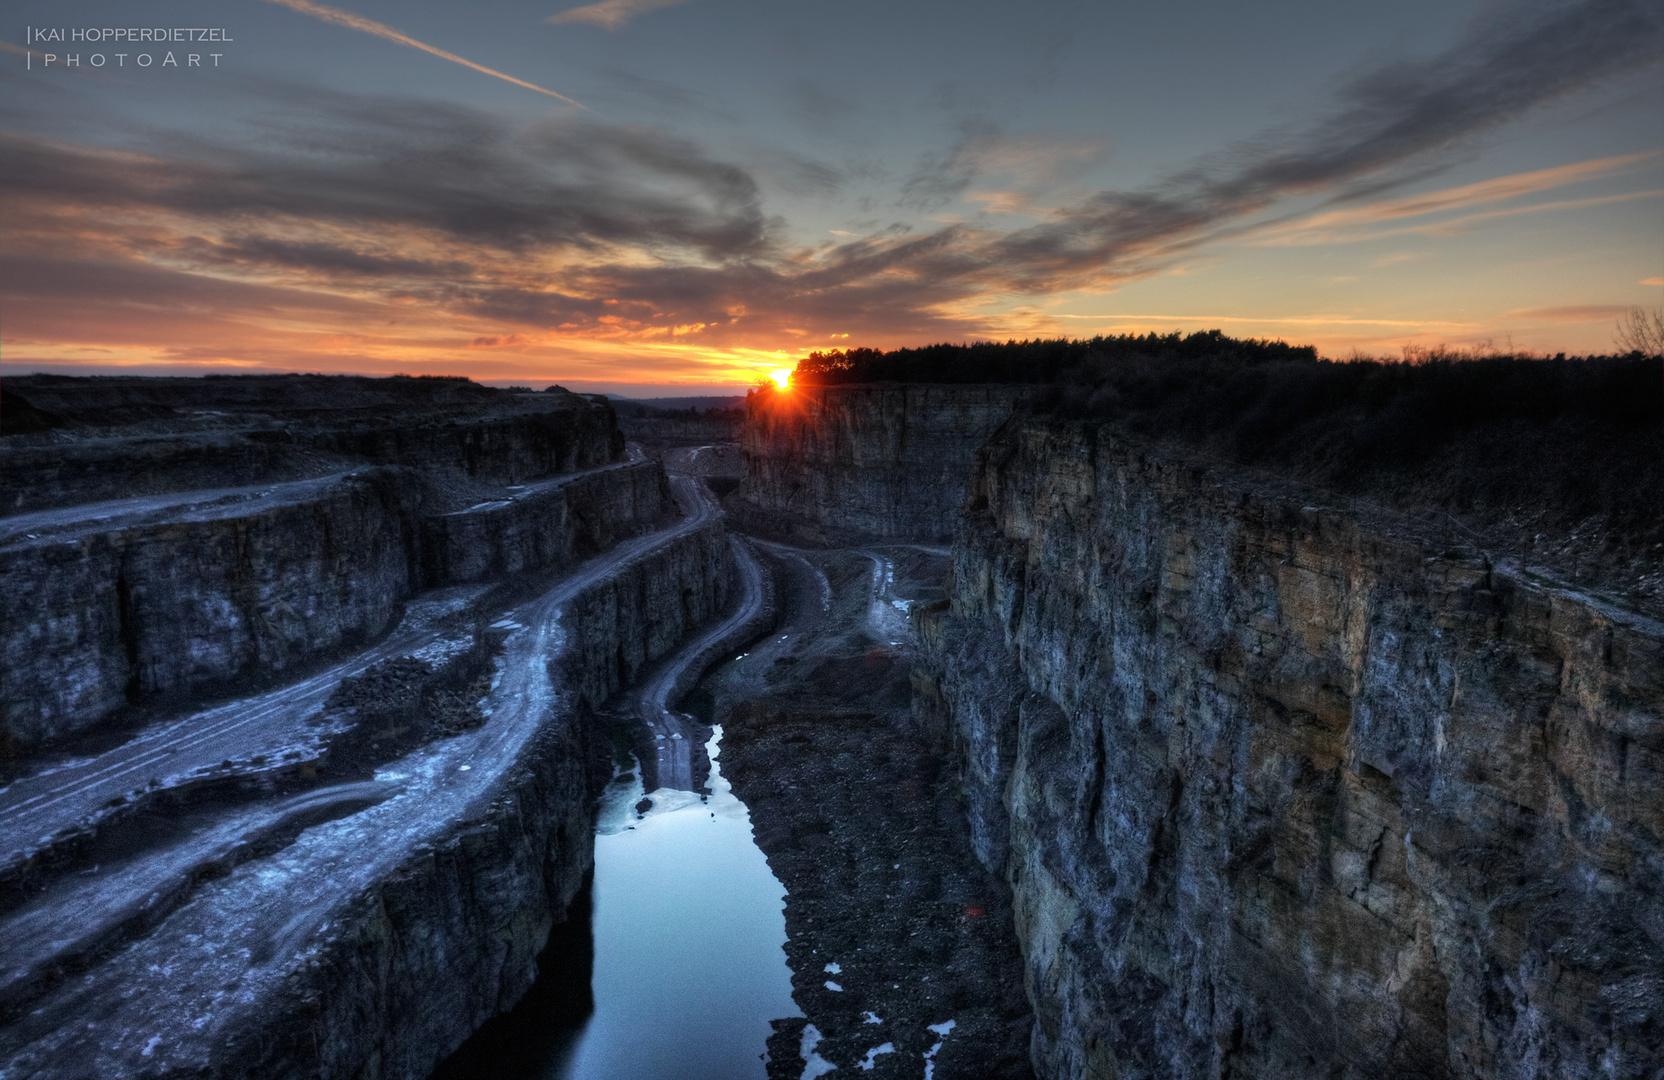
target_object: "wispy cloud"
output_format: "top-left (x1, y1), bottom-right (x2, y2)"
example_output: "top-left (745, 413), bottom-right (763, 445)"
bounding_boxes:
top-left (3, 0), bottom-right (1659, 379)
top-left (1382, 189), bottom-right (1661, 237)
top-left (547, 0), bottom-right (689, 31)
top-left (977, 0), bottom-right (1664, 289)
top-left (901, 124), bottom-right (1108, 212)
top-left (1314, 152), bottom-right (1655, 224)
top-left (1255, 152), bottom-right (1661, 244)
top-left (262, 0), bottom-right (587, 107)
top-left (1509, 304), bottom-right (1636, 322)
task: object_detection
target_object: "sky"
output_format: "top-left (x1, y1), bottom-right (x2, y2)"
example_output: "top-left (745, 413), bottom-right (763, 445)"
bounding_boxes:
top-left (1, 0), bottom-right (1660, 395)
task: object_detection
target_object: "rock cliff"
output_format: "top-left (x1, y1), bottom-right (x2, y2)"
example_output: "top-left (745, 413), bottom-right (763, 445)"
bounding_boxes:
top-left (0, 518), bottom-right (735, 1080)
top-left (738, 384), bottom-right (1028, 541)
top-left (617, 408), bottom-right (744, 447)
top-left (917, 419), bottom-right (1663, 1079)
top-left (1, 376), bottom-right (621, 513)
top-left (2, 470), bottom-right (421, 752)
top-left (0, 374), bottom-right (747, 1080)
top-left (1, 379), bottom-right (660, 758)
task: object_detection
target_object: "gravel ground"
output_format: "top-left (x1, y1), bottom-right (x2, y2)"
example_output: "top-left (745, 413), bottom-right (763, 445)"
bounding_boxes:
top-left (707, 546), bottom-right (1035, 1080)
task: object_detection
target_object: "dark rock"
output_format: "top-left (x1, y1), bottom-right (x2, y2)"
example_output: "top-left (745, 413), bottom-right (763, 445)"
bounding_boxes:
top-left (920, 420), bottom-right (1664, 1080)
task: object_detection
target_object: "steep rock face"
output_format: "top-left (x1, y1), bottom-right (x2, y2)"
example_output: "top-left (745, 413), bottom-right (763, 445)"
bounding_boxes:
top-left (230, 524), bottom-right (736, 1080)
top-left (1, 377), bottom-right (640, 756)
top-left (2, 470), bottom-right (422, 752)
top-left (739, 385), bottom-right (1028, 540)
top-left (0, 518), bottom-right (736, 1080)
top-left (1, 462), bottom-right (670, 756)
top-left (0, 434), bottom-right (340, 516)
top-left (1, 379), bottom-right (621, 514)
top-left (617, 410), bottom-right (744, 446)
top-left (919, 420), bottom-right (1663, 1079)
top-left (306, 406), bottom-right (621, 485)
top-left (422, 460), bottom-right (669, 584)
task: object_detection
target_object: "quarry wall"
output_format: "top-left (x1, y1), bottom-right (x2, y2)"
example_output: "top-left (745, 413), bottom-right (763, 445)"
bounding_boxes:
top-left (223, 522), bottom-right (735, 1080)
top-left (1, 382), bottom-right (623, 514)
top-left (0, 375), bottom-right (745, 1079)
top-left (0, 387), bottom-right (659, 758)
top-left (740, 385), bottom-right (1663, 1077)
top-left (914, 419), bottom-right (1663, 1079)
top-left (0, 518), bottom-right (736, 1080)
top-left (738, 384), bottom-right (1028, 541)
top-left (617, 409), bottom-right (744, 446)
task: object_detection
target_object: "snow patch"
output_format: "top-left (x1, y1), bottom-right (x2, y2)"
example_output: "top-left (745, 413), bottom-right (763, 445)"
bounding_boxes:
top-left (857, 1043), bottom-right (895, 1070)
top-left (800, 1023), bottom-right (838, 1078)
top-left (923, 1019), bottom-right (957, 1080)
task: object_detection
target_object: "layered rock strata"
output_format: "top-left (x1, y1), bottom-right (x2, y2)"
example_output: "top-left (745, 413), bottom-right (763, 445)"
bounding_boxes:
top-left (1, 460), bottom-right (667, 754)
top-left (2, 470), bottom-right (420, 751)
top-left (617, 408), bottom-right (744, 446)
top-left (2, 377), bottom-right (621, 513)
top-left (917, 420), bottom-right (1663, 1078)
top-left (739, 385), bottom-right (1028, 541)
top-left (0, 509), bottom-right (735, 1080)
top-left (421, 460), bottom-right (669, 585)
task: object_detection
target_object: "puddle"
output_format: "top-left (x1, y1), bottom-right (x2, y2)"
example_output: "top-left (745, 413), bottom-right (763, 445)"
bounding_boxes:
top-left (436, 725), bottom-right (797, 1079)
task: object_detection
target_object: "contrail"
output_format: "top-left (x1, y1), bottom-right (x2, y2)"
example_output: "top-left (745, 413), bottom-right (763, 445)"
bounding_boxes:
top-left (263, 0), bottom-right (586, 109)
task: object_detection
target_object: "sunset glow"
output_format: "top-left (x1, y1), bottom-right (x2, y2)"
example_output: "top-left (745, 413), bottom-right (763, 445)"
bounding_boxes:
top-left (1, 0), bottom-right (1658, 391)
top-left (770, 369), bottom-right (793, 390)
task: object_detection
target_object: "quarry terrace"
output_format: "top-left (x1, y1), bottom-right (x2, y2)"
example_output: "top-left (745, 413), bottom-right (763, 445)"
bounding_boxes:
top-left (1, 353), bottom-right (1659, 1079)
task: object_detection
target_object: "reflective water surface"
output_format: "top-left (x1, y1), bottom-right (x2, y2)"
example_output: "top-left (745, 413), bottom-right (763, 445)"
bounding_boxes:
top-left (435, 725), bottom-right (798, 1080)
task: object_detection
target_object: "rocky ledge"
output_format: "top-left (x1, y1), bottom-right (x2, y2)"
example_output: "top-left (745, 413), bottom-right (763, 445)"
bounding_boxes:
top-left (2, 378), bottom-right (662, 759)
top-left (0, 491), bottom-right (735, 1080)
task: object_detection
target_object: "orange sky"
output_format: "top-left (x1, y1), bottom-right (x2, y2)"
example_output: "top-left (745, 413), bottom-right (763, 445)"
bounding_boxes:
top-left (2, 0), bottom-right (1660, 392)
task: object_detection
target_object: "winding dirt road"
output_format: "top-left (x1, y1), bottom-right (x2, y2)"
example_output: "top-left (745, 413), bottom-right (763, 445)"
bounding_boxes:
top-left (0, 456), bottom-right (730, 1071)
top-left (0, 459), bottom-right (653, 880)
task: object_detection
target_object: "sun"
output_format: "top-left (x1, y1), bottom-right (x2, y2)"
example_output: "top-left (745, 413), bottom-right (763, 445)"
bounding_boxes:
top-left (770, 368), bottom-right (792, 390)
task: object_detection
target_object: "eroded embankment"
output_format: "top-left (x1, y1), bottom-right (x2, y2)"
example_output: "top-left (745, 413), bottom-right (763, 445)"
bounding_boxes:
top-left (917, 419), bottom-right (1664, 1079)
top-left (0, 508), bottom-right (735, 1080)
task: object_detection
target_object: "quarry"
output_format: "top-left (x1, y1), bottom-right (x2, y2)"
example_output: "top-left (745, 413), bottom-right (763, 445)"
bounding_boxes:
top-left (1, 356), bottom-right (1659, 1080)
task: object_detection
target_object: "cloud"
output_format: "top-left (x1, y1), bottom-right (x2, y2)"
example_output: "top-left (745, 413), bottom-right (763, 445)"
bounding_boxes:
top-left (785, 80), bottom-right (859, 135)
top-left (901, 124), bottom-right (1108, 212)
top-left (3, 0), bottom-right (1659, 379)
top-left (1643, 277), bottom-right (1664, 286)
top-left (262, 0), bottom-right (586, 107)
top-left (1508, 304), bottom-right (1636, 322)
top-left (965, 191), bottom-right (1044, 216)
top-left (0, 109), bottom-right (772, 260)
top-left (595, 67), bottom-right (728, 120)
top-left (548, 0), bottom-right (689, 31)
top-left (757, 153), bottom-right (845, 199)
top-left (1253, 151), bottom-right (1659, 244)
top-left (976, 0), bottom-right (1664, 289)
